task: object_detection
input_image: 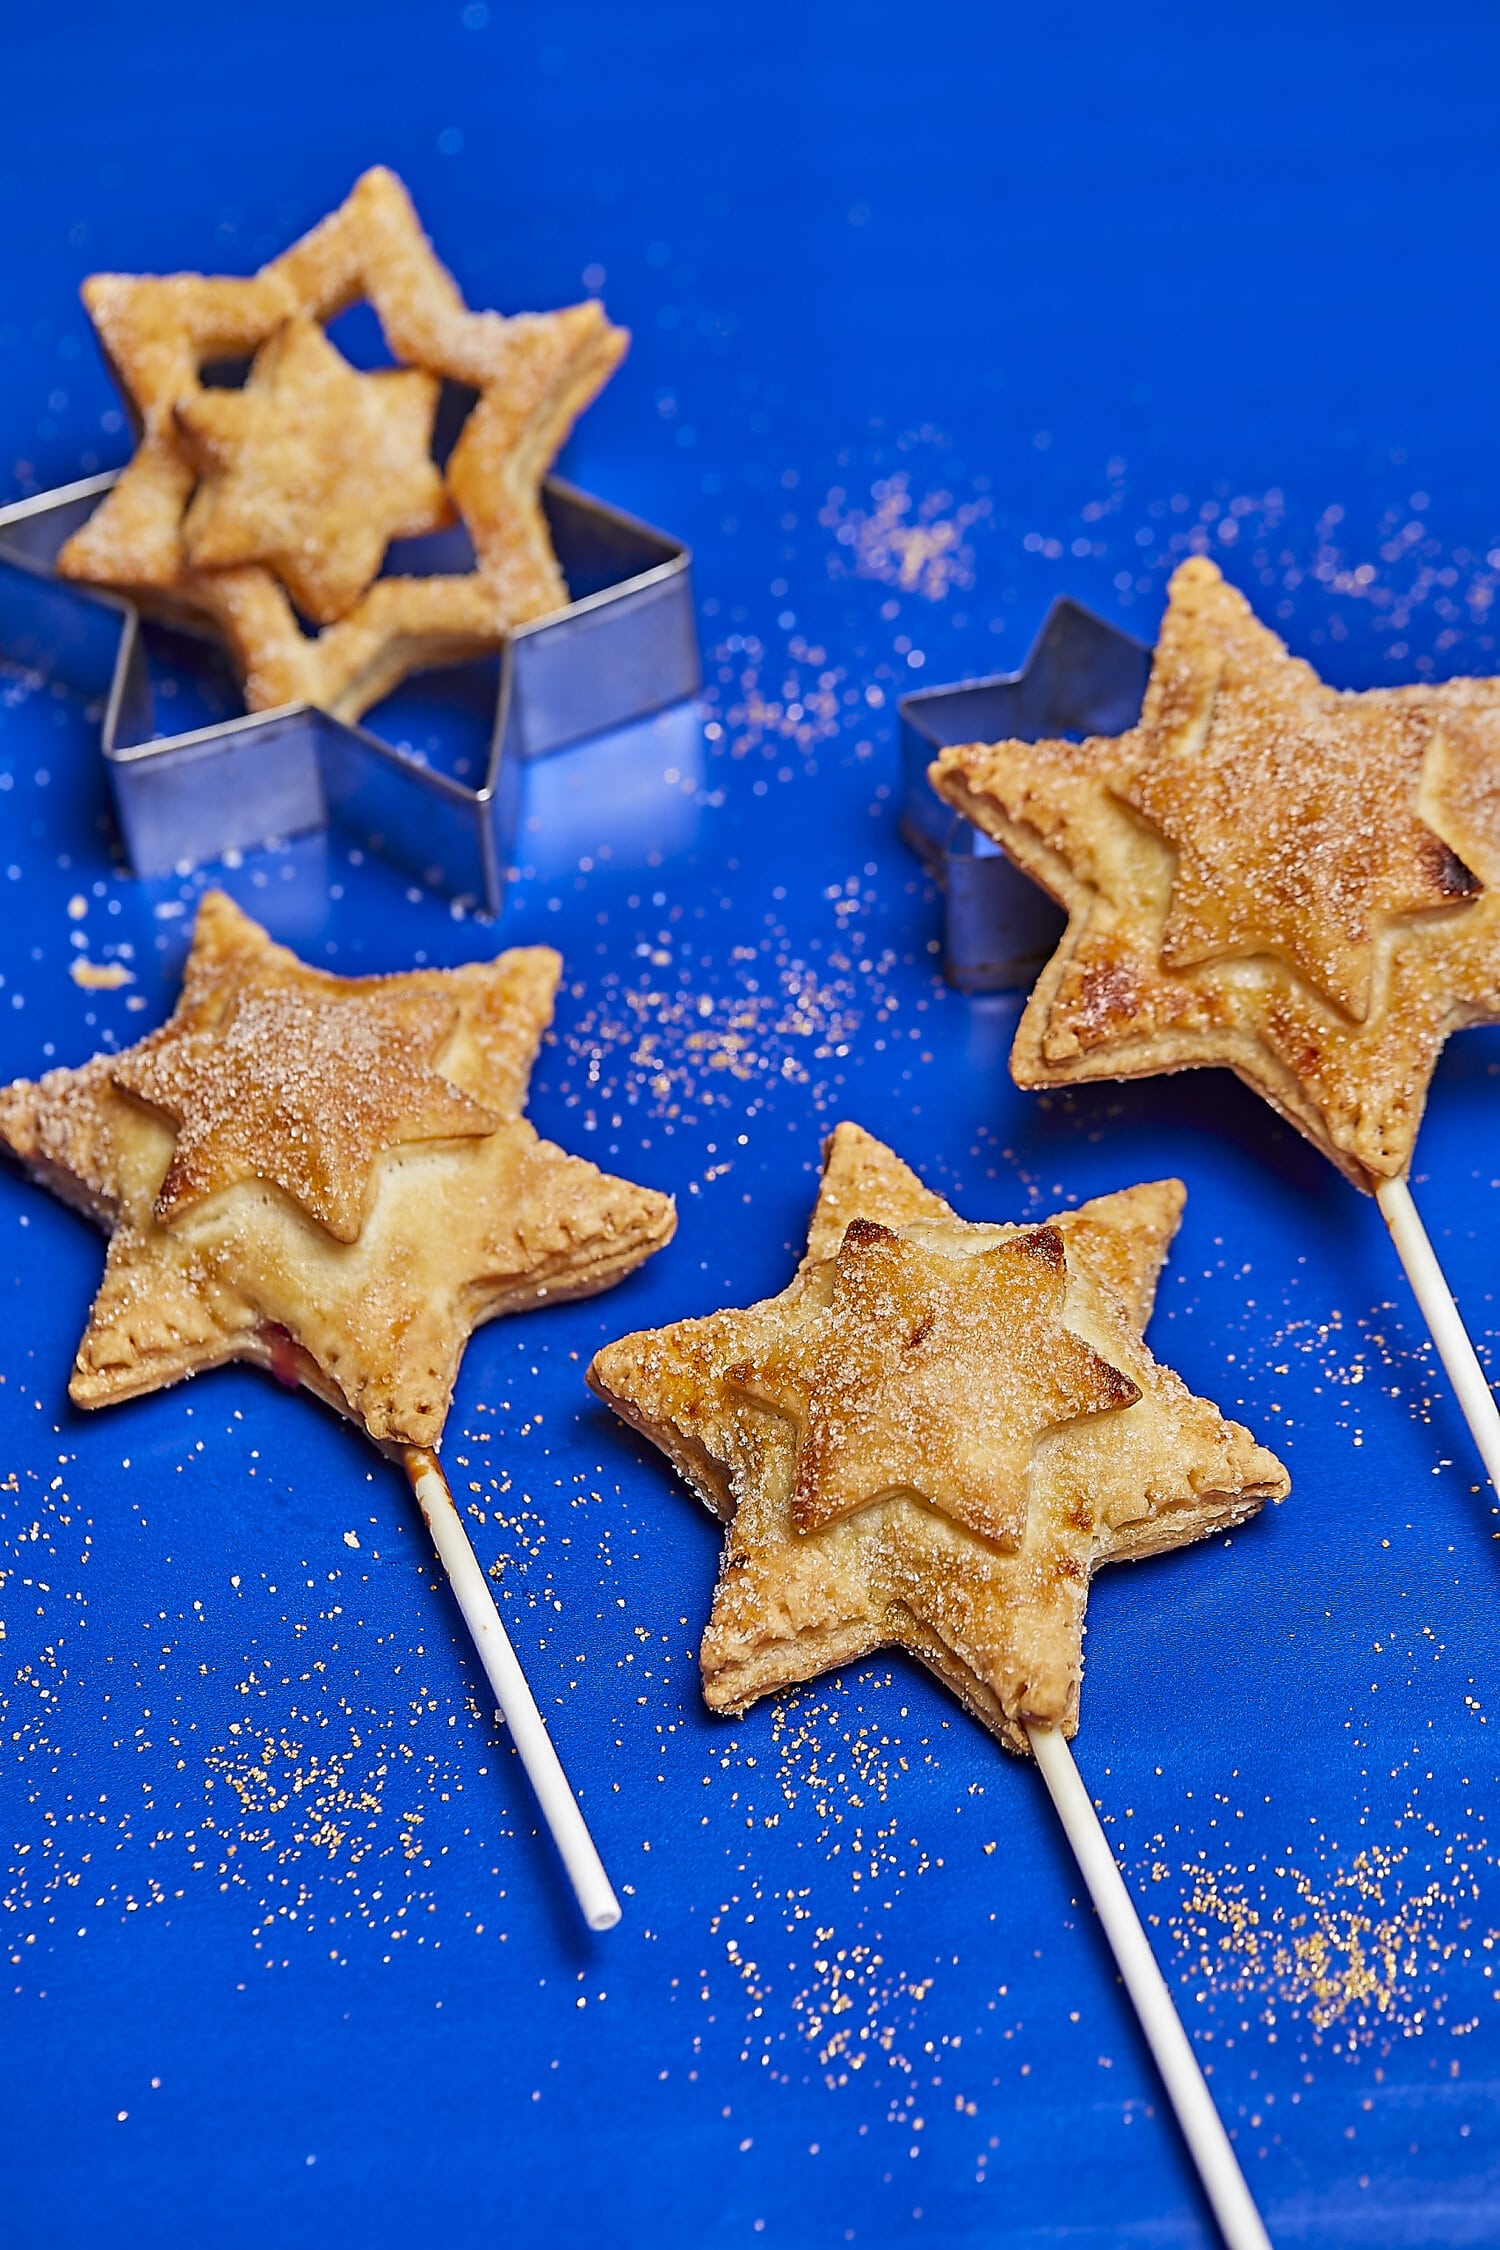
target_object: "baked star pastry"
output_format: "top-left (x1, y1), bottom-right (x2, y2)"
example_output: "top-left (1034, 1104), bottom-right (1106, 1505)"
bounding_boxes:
top-left (930, 557), bottom-right (1500, 1187)
top-left (56, 166), bottom-right (627, 720)
top-left (174, 314), bottom-right (451, 624)
top-left (589, 1123), bottom-right (1286, 1750)
top-left (0, 891), bottom-right (674, 1450)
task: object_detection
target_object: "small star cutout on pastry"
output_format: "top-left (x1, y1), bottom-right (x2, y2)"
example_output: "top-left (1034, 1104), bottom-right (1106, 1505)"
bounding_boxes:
top-left (175, 314), bottom-right (450, 624)
top-left (728, 1218), bottom-right (1138, 1549)
top-left (931, 557), bottom-right (1500, 1188)
top-left (589, 1123), bottom-right (1286, 1750)
top-left (112, 976), bottom-right (495, 1243)
top-left (0, 891), bottom-right (675, 1451)
top-left (55, 167), bottom-right (628, 721)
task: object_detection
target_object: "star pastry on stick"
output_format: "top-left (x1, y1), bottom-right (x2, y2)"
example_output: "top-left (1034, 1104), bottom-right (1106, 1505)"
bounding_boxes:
top-left (930, 557), bottom-right (1500, 1188)
top-left (589, 1123), bottom-right (1286, 1751)
top-left (55, 166), bottom-right (628, 721)
top-left (0, 891), bottom-right (674, 1451)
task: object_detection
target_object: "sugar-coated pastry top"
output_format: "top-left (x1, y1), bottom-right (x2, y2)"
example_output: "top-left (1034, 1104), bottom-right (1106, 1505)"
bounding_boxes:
top-left (932, 557), bottom-right (1500, 1189)
top-left (0, 891), bottom-right (674, 1451)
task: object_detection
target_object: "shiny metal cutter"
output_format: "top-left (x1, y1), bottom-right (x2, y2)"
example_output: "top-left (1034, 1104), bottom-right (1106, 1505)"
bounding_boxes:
top-left (0, 458), bottom-right (700, 914)
top-left (898, 597), bottom-right (1150, 991)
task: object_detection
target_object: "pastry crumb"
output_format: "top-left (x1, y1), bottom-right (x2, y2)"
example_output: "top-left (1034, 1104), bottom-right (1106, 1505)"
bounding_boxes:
top-left (69, 958), bottom-right (134, 990)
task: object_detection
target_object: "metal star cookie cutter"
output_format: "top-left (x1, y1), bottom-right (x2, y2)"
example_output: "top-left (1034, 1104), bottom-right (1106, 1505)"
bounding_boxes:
top-left (898, 597), bottom-right (1150, 991)
top-left (0, 443), bottom-right (699, 915)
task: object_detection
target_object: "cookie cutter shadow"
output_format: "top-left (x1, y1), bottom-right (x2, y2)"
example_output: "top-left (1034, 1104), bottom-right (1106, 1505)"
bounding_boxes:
top-left (1015, 1060), bottom-right (1354, 1216)
top-left (0, 425), bottom-right (700, 916)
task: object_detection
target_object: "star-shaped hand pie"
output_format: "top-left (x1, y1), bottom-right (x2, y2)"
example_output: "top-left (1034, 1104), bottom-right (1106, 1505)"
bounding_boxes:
top-left (931, 557), bottom-right (1500, 1187)
top-left (175, 314), bottom-right (450, 624)
top-left (589, 1123), bottom-right (1286, 1751)
top-left (55, 167), bottom-right (628, 722)
top-left (0, 891), bottom-right (675, 1451)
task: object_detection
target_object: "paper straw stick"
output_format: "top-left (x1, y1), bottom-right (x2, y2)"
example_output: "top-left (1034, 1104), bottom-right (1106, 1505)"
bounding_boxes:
top-left (404, 1446), bottom-right (622, 1933)
top-left (1375, 1176), bottom-right (1500, 1493)
top-left (1026, 1723), bottom-right (1272, 2250)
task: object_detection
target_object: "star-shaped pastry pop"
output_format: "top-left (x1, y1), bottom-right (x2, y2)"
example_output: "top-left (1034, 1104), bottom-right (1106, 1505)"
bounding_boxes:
top-left (55, 166), bottom-right (627, 722)
top-left (0, 890), bottom-right (675, 1450)
top-left (929, 558), bottom-right (1500, 1189)
top-left (589, 1123), bottom-right (1286, 1750)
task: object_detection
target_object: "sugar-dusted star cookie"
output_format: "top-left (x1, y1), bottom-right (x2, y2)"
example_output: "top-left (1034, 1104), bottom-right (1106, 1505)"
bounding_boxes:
top-left (175, 314), bottom-right (450, 624)
top-left (930, 557), bottom-right (1500, 1188)
top-left (588, 1123), bottom-right (1285, 1750)
top-left (0, 891), bottom-right (674, 1451)
top-left (56, 167), bottom-right (627, 720)
top-left (192, 298), bottom-right (624, 720)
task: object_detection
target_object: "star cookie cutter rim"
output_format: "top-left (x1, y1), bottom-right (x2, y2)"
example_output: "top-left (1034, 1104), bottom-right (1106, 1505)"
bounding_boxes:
top-left (898, 597), bottom-right (1151, 992)
top-left (0, 449), bottom-right (701, 916)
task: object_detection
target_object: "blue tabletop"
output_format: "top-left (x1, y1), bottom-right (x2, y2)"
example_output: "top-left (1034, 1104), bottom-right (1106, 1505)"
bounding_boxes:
top-left (4, 5), bottom-right (1500, 2245)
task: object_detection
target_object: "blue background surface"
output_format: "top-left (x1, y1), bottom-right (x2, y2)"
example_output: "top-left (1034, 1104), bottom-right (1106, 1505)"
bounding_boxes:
top-left (4, 4), bottom-right (1500, 2243)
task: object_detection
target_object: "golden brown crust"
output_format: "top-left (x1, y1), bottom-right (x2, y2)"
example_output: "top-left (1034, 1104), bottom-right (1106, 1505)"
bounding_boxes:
top-left (729, 1219), bottom-right (1139, 1550)
top-left (175, 315), bottom-right (451, 624)
top-left (930, 558), bottom-right (1500, 1189)
top-left (56, 167), bottom-right (628, 721)
top-left (0, 891), bottom-right (674, 1450)
top-left (588, 1121), bottom-right (1285, 1753)
top-left (112, 975), bottom-right (497, 1244)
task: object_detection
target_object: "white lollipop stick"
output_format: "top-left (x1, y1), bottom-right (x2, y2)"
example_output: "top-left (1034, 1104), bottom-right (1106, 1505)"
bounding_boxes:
top-left (1375, 1176), bottom-right (1500, 1491)
top-left (1027, 1723), bottom-right (1272, 2250)
top-left (405, 1446), bottom-right (622, 1933)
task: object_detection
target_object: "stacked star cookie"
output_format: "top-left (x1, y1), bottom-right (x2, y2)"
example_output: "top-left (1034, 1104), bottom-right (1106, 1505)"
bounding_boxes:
top-left (590, 1122), bottom-right (1286, 1752)
top-left (56, 167), bottom-right (627, 722)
